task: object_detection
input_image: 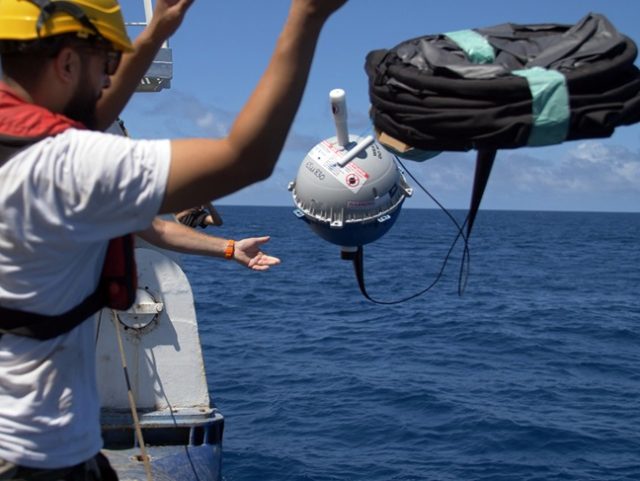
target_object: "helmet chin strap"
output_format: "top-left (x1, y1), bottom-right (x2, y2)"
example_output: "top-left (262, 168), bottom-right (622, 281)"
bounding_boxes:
top-left (27, 0), bottom-right (100, 38)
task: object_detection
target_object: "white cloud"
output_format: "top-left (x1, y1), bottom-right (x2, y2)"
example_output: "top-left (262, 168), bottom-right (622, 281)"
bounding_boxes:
top-left (195, 111), bottom-right (215, 130)
top-left (614, 160), bottom-right (640, 184)
top-left (134, 90), bottom-right (232, 138)
top-left (397, 152), bottom-right (475, 191)
top-left (483, 141), bottom-right (640, 196)
top-left (566, 141), bottom-right (640, 190)
top-left (571, 141), bottom-right (613, 163)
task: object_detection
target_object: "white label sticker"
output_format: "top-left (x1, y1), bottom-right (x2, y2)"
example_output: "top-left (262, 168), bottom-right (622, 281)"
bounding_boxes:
top-left (309, 140), bottom-right (370, 193)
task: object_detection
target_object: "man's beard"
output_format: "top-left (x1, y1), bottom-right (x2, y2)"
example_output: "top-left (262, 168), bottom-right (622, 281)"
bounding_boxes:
top-left (63, 63), bottom-right (99, 130)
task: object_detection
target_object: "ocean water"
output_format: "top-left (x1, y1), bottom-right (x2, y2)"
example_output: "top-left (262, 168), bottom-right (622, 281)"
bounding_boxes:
top-left (181, 206), bottom-right (640, 481)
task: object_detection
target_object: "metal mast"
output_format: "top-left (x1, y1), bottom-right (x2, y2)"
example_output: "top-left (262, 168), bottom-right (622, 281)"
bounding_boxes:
top-left (129, 0), bottom-right (173, 92)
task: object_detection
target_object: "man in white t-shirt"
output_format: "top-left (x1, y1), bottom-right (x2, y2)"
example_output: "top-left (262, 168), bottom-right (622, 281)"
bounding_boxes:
top-left (0, 0), bottom-right (347, 479)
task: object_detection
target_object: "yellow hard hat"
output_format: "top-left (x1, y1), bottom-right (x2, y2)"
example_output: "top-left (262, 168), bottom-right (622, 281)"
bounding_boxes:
top-left (0, 0), bottom-right (133, 52)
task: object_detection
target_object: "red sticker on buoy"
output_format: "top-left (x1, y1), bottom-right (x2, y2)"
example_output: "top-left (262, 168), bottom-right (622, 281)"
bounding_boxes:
top-left (346, 173), bottom-right (360, 187)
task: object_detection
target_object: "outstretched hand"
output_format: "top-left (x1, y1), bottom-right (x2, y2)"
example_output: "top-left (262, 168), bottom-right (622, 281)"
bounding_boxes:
top-left (149, 0), bottom-right (195, 41)
top-left (234, 236), bottom-right (281, 271)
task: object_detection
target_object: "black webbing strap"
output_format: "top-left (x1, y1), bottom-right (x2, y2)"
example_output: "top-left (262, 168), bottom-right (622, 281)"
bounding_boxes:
top-left (0, 233), bottom-right (137, 340)
top-left (342, 247), bottom-right (375, 303)
top-left (0, 135), bottom-right (48, 160)
top-left (0, 289), bottom-right (105, 340)
top-left (467, 150), bottom-right (496, 238)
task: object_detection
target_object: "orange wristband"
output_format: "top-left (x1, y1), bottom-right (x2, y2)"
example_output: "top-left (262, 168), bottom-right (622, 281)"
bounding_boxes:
top-left (224, 239), bottom-right (235, 260)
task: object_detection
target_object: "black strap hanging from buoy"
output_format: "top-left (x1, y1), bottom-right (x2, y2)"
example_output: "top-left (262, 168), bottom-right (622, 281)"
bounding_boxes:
top-left (341, 247), bottom-right (373, 303)
top-left (467, 150), bottom-right (496, 238)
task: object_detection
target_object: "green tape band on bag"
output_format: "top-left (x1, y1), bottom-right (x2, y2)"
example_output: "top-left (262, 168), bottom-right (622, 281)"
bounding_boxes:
top-left (445, 29), bottom-right (495, 64)
top-left (513, 67), bottom-right (570, 146)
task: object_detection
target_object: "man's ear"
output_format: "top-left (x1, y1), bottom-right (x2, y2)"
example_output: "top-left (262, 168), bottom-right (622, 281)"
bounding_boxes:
top-left (53, 47), bottom-right (80, 84)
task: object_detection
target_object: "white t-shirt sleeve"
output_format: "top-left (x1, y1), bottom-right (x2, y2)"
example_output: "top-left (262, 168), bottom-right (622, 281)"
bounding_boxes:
top-left (0, 128), bottom-right (171, 311)
top-left (27, 128), bottom-right (171, 240)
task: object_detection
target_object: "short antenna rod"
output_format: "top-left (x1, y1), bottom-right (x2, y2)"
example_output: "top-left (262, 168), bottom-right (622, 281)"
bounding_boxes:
top-left (330, 89), bottom-right (349, 147)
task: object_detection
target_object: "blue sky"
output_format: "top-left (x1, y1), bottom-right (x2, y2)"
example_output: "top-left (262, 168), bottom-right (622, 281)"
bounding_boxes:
top-left (120, 1), bottom-right (640, 212)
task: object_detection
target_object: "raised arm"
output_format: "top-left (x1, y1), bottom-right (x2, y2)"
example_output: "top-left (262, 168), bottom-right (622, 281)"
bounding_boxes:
top-left (159, 0), bottom-right (347, 214)
top-left (95, 0), bottom-right (193, 130)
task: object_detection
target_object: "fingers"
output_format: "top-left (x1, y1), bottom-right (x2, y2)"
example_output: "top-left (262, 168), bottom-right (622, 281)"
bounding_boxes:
top-left (259, 254), bottom-right (281, 266)
top-left (236, 237), bottom-right (279, 270)
top-left (251, 236), bottom-right (271, 245)
top-left (247, 253), bottom-right (281, 271)
top-left (181, 0), bottom-right (196, 11)
top-left (236, 236), bottom-right (271, 253)
top-left (169, 0), bottom-right (195, 14)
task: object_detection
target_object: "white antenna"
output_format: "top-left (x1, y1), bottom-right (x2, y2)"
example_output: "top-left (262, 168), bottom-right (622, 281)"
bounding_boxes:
top-left (330, 89), bottom-right (349, 147)
top-left (329, 89), bottom-right (374, 167)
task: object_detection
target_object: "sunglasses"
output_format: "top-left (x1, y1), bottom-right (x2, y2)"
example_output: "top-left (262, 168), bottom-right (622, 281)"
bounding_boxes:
top-left (74, 42), bottom-right (123, 76)
top-left (102, 49), bottom-right (122, 76)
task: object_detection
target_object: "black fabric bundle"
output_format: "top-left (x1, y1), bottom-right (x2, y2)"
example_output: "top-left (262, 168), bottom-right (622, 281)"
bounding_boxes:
top-left (365, 13), bottom-right (640, 153)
